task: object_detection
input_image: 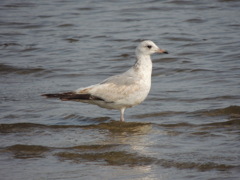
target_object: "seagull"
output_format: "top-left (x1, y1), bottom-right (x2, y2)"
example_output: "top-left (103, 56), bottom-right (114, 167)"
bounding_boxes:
top-left (42, 40), bottom-right (168, 122)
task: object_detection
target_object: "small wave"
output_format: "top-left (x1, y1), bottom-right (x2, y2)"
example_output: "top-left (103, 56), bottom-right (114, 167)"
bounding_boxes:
top-left (0, 123), bottom-right (46, 133)
top-left (0, 121), bottom-right (151, 134)
top-left (0, 123), bottom-right (82, 133)
top-left (88, 121), bottom-right (152, 134)
top-left (55, 149), bottom-right (236, 171)
top-left (76, 7), bottom-right (94, 11)
top-left (185, 18), bottom-right (206, 23)
top-left (154, 57), bottom-right (178, 63)
top-left (156, 122), bottom-right (195, 128)
top-left (165, 36), bottom-right (194, 42)
top-left (163, 95), bottom-right (240, 103)
top-left (4, 2), bottom-right (35, 8)
top-left (201, 119), bottom-right (240, 130)
top-left (21, 24), bottom-right (42, 29)
top-left (62, 114), bottom-right (111, 125)
top-left (201, 95), bottom-right (240, 101)
top-left (2, 144), bottom-right (125, 159)
top-left (3, 143), bottom-right (236, 171)
top-left (20, 46), bottom-right (40, 52)
top-left (0, 63), bottom-right (51, 76)
top-left (57, 24), bottom-right (75, 27)
top-left (70, 144), bottom-right (122, 151)
top-left (202, 105), bottom-right (240, 117)
top-left (133, 111), bottom-right (186, 119)
top-left (4, 144), bottom-right (49, 159)
top-left (156, 159), bottom-right (235, 171)
top-left (55, 151), bottom-right (155, 166)
top-left (0, 42), bottom-right (21, 47)
top-left (64, 38), bottom-right (79, 43)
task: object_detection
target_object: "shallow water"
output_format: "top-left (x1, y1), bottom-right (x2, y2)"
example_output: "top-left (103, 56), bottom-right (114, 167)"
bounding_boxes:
top-left (0, 0), bottom-right (240, 179)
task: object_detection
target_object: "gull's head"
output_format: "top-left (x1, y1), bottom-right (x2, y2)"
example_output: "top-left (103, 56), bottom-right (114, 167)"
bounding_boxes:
top-left (136, 40), bottom-right (168, 56)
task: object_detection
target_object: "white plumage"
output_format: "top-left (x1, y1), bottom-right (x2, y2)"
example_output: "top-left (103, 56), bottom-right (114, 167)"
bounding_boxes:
top-left (42, 40), bottom-right (168, 121)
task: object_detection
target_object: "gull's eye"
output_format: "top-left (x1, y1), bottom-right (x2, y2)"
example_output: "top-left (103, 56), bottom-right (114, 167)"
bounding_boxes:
top-left (147, 45), bottom-right (152, 49)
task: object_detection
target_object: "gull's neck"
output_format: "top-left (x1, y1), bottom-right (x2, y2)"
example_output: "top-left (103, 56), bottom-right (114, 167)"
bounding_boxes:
top-left (133, 53), bottom-right (152, 75)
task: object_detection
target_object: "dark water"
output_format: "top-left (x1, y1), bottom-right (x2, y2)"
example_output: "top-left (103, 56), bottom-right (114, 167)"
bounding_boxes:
top-left (1, 0), bottom-right (240, 179)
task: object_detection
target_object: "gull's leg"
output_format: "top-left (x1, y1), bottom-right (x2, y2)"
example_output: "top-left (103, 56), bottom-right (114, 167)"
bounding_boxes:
top-left (120, 108), bottom-right (125, 122)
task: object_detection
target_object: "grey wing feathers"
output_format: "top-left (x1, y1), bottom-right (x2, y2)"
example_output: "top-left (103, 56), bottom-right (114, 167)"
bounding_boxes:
top-left (101, 70), bottom-right (137, 86)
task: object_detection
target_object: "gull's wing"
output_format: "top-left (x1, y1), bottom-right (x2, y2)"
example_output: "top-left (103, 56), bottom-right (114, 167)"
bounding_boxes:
top-left (76, 70), bottom-right (141, 102)
top-left (43, 69), bottom-right (142, 103)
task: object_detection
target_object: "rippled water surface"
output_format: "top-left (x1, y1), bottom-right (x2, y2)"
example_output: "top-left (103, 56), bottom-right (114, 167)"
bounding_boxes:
top-left (1, 0), bottom-right (240, 179)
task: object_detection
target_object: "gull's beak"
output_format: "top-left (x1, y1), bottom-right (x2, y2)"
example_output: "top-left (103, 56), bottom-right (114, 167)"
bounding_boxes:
top-left (157, 49), bottom-right (168, 54)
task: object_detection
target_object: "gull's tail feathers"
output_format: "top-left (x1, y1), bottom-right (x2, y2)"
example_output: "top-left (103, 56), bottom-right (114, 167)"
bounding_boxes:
top-left (42, 92), bottom-right (104, 101)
